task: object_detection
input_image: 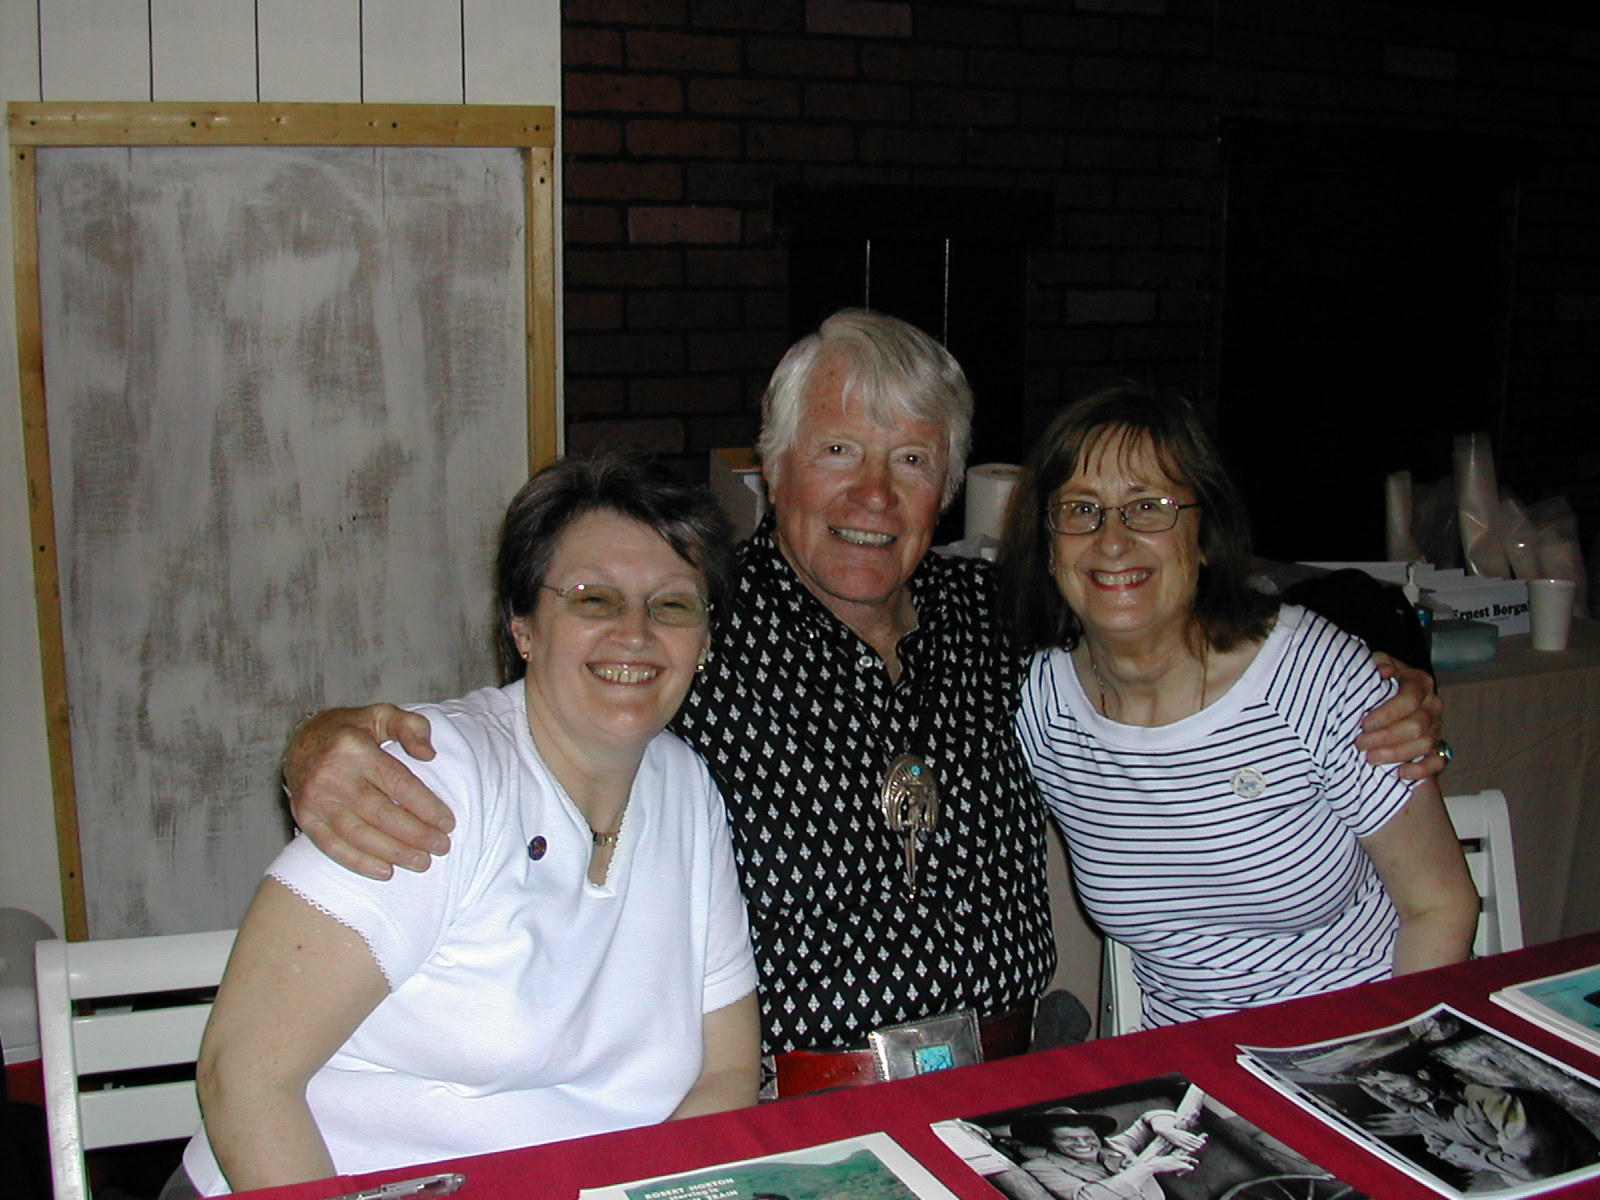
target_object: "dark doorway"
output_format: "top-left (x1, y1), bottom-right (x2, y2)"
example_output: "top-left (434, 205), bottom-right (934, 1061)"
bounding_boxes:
top-left (775, 186), bottom-right (1050, 541)
top-left (1215, 121), bottom-right (1533, 561)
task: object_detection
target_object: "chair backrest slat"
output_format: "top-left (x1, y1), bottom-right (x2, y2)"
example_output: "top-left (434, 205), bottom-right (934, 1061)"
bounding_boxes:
top-left (62, 929), bottom-right (236, 999)
top-left (79, 1081), bottom-right (204, 1151)
top-left (73, 1003), bottom-right (216, 1075)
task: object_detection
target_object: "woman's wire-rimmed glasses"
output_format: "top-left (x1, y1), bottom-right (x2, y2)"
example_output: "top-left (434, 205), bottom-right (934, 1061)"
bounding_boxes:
top-left (1047, 497), bottom-right (1200, 536)
top-left (540, 582), bottom-right (711, 627)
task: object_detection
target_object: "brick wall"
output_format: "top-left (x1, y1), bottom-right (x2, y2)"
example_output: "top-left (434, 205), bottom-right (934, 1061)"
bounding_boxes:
top-left (562, 0), bottom-right (1600, 549)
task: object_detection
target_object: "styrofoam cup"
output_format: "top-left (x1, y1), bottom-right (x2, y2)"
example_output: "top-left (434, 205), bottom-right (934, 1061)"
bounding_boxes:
top-left (1528, 578), bottom-right (1577, 651)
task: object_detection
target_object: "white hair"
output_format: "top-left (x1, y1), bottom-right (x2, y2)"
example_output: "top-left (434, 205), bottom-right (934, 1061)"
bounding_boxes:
top-left (757, 309), bottom-right (974, 508)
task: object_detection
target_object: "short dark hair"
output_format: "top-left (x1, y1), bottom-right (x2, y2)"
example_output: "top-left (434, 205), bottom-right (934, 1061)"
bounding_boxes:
top-left (997, 380), bottom-right (1277, 654)
top-left (496, 448), bottom-right (736, 682)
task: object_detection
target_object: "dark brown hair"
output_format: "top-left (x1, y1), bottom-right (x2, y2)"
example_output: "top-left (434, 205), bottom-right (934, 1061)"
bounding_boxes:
top-left (997, 381), bottom-right (1277, 654)
top-left (496, 448), bottom-right (735, 682)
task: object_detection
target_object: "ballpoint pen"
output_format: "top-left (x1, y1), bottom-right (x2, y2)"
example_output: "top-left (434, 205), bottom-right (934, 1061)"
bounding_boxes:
top-left (323, 1171), bottom-right (466, 1200)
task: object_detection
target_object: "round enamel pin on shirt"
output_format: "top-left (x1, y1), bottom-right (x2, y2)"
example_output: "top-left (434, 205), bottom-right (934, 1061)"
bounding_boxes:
top-left (527, 836), bottom-right (548, 861)
top-left (1231, 767), bottom-right (1266, 799)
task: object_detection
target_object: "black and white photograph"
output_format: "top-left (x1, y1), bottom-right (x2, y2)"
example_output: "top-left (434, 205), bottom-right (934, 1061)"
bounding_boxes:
top-left (932, 1073), bottom-right (1368, 1200)
top-left (1239, 1004), bottom-right (1600, 1198)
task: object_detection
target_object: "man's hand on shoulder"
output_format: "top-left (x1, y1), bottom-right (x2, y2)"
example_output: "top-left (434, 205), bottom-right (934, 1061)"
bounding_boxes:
top-left (283, 705), bottom-right (454, 879)
top-left (1360, 653), bottom-right (1447, 782)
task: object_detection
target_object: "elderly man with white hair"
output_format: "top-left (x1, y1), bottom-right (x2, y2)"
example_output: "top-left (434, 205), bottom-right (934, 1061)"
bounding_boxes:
top-left (282, 309), bottom-right (1443, 1097)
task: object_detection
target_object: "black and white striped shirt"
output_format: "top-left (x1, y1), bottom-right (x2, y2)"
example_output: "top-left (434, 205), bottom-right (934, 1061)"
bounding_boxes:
top-left (1018, 604), bottom-right (1412, 1027)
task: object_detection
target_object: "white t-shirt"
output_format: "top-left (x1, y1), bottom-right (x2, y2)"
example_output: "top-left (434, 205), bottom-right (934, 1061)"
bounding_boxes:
top-left (185, 682), bottom-right (756, 1193)
top-left (1018, 605), bottom-right (1414, 1026)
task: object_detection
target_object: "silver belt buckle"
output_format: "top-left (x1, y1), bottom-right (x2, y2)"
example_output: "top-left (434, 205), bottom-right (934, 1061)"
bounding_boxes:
top-left (868, 1008), bottom-right (983, 1081)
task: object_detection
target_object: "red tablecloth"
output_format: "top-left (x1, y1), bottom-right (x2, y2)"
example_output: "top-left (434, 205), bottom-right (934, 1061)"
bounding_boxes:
top-left (237, 932), bottom-right (1600, 1200)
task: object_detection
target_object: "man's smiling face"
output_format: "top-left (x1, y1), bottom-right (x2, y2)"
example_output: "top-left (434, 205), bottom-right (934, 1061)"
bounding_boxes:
top-left (764, 354), bottom-right (947, 636)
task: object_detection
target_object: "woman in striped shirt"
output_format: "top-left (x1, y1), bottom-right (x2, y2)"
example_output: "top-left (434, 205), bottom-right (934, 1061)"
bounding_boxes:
top-left (998, 383), bottom-right (1477, 1027)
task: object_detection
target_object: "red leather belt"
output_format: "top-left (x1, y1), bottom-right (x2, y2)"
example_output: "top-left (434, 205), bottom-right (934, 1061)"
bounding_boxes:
top-left (771, 1003), bottom-right (1034, 1100)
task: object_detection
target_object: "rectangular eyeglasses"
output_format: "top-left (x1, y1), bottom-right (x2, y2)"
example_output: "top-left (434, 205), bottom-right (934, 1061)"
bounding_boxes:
top-left (1047, 497), bottom-right (1200, 536)
top-left (540, 582), bottom-right (711, 627)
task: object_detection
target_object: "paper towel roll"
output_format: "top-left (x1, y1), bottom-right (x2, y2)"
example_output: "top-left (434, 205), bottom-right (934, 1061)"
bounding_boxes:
top-left (965, 463), bottom-right (1022, 541)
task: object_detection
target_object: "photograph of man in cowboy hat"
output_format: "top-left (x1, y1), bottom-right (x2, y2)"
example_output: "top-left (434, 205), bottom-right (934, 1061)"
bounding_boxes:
top-left (1008, 1105), bottom-right (1204, 1200)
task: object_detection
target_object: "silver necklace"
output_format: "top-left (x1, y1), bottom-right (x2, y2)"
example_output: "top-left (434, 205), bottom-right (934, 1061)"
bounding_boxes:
top-left (1085, 641), bottom-right (1209, 720)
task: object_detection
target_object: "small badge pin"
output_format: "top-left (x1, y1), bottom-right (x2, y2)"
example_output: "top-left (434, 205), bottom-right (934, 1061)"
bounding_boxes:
top-left (1231, 767), bottom-right (1266, 799)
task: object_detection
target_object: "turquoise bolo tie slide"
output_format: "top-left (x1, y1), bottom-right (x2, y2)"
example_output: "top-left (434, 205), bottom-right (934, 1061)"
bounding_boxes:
top-left (880, 752), bottom-right (940, 897)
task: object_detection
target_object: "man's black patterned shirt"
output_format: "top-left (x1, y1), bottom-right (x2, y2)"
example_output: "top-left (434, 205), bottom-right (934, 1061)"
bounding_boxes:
top-left (673, 516), bottom-right (1057, 1054)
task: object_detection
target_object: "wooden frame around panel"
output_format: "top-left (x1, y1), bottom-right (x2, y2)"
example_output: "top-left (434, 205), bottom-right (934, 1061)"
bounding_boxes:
top-left (8, 101), bottom-right (558, 939)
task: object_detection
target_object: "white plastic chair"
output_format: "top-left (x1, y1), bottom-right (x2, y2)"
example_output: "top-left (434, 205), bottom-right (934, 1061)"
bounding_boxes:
top-left (1098, 788), bottom-right (1525, 1037)
top-left (35, 928), bottom-right (236, 1200)
top-left (1443, 788), bottom-right (1525, 956)
top-left (1099, 934), bottom-right (1141, 1040)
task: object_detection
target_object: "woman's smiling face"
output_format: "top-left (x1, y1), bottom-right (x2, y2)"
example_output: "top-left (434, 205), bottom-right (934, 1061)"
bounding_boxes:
top-left (1048, 427), bottom-right (1203, 650)
top-left (513, 509), bottom-right (710, 757)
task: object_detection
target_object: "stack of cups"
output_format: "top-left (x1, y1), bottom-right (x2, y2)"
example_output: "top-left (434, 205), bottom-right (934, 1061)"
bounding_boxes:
top-left (1527, 579), bottom-right (1577, 651)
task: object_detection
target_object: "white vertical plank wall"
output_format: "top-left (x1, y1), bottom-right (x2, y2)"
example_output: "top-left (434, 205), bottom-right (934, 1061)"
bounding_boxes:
top-left (0, 0), bottom-right (562, 937)
top-left (257, 0), bottom-right (361, 102)
top-left (0, 0), bottom-right (51, 940)
top-left (0, 3), bottom-right (38, 92)
top-left (363, 0), bottom-right (464, 102)
top-left (38, 0), bottom-right (150, 99)
top-left (151, 0), bottom-right (259, 100)
top-left (465, 0), bottom-right (560, 106)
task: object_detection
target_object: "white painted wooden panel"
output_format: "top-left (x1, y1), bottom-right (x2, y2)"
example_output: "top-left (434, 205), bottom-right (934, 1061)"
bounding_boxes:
top-left (465, 0), bottom-right (560, 105)
top-left (0, 3), bottom-right (58, 935)
top-left (151, 0), bottom-right (256, 100)
top-left (0, 0), bottom-right (40, 99)
top-left (257, 0), bottom-right (361, 102)
top-left (363, 0), bottom-right (463, 103)
top-left (0, 0), bottom-right (54, 933)
top-left (33, 144), bottom-right (530, 937)
top-left (39, 0), bottom-right (151, 100)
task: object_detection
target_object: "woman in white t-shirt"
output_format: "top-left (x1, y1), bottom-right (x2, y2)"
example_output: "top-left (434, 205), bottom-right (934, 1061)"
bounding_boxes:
top-left (997, 383), bottom-right (1477, 1027)
top-left (179, 451), bottom-right (759, 1195)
